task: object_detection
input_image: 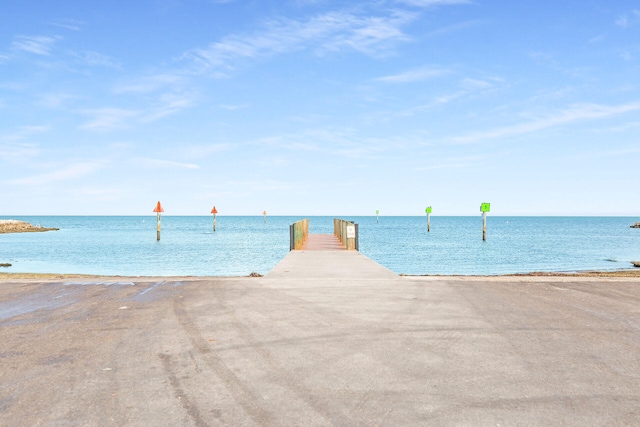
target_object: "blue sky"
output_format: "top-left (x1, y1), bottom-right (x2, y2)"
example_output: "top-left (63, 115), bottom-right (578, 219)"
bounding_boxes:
top-left (1, 0), bottom-right (639, 216)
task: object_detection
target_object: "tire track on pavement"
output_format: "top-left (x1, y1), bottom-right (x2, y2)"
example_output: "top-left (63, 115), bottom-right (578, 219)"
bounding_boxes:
top-left (172, 296), bottom-right (276, 426)
top-left (159, 353), bottom-right (210, 427)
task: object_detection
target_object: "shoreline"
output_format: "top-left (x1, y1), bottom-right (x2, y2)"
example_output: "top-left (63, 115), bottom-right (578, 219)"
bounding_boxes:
top-left (2, 269), bottom-right (640, 281)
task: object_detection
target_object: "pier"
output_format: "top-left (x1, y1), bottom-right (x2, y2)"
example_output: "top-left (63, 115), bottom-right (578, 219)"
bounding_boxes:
top-left (290, 218), bottom-right (359, 252)
top-left (270, 233), bottom-right (396, 279)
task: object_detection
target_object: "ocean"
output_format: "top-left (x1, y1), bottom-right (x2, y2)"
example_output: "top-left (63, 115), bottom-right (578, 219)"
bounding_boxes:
top-left (1, 216), bottom-right (639, 276)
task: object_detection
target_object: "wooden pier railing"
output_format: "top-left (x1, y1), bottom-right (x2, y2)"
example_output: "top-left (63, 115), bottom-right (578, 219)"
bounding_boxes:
top-left (334, 218), bottom-right (359, 251)
top-left (289, 218), bottom-right (309, 250)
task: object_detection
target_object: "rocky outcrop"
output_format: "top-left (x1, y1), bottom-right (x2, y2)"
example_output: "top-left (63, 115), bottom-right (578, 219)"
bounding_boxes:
top-left (0, 220), bottom-right (59, 234)
top-left (631, 222), bottom-right (640, 228)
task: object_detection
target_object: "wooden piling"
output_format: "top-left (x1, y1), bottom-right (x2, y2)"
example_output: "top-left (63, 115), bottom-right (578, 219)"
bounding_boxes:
top-left (480, 203), bottom-right (490, 241)
top-left (211, 206), bottom-right (218, 232)
top-left (334, 218), bottom-right (358, 251)
top-left (290, 218), bottom-right (309, 250)
top-left (482, 212), bottom-right (487, 241)
top-left (153, 201), bottom-right (164, 241)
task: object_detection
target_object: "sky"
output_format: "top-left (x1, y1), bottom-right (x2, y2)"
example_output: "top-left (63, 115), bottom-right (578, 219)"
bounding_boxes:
top-left (1, 0), bottom-right (639, 216)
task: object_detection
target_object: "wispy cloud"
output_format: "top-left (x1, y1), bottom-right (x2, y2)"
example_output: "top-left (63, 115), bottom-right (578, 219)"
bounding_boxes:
top-left (450, 102), bottom-right (640, 144)
top-left (396, 0), bottom-right (471, 7)
top-left (114, 74), bottom-right (186, 94)
top-left (255, 127), bottom-right (401, 160)
top-left (375, 65), bottom-right (449, 83)
top-left (0, 143), bottom-right (41, 162)
top-left (183, 9), bottom-right (417, 73)
top-left (182, 143), bottom-right (232, 158)
top-left (588, 33), bottom-right (607, 44)
top-left (78, 187), bottom-right (122, 201)
top-left (8, 161), bottom-right (107, 186)
top-left (72, 51), bottom-right (121, 69)
top-left (593, 146), bottom-right (640, 157)
top-left (134, 158), bottom-right (200, 170)
top-left (399, 76), bottom-right (500, 115)
top-left (219, 104), bottom-right (249, 110)
top-left (50, 19), bottom-right (83, 31)
top-left (425, 19), bottom-right (481, 38)
top-left (415, 153), bottom-right (487, 171)
top-left (12, 35), bottom-right (61, 56)
top-left (36, 92), bottom-right (77, 109)
top-left (0, 125), bottom-right (49, 142)
top-left (80, 108), bottom-right (140, 131)
top-left (459, 77), bottom-right (496, 90)
top-left (615, 10), bottom-right (640, 28)
top-left (80, 94), bottom-right (193, 130)
top-left (142, 93), bottom-right (195, 122)
top-left (217, 179), bottom-right (300, 194)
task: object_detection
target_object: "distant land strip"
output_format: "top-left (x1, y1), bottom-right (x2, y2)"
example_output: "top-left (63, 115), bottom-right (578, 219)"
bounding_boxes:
top-left (0, 220), bottom-right (59, 234)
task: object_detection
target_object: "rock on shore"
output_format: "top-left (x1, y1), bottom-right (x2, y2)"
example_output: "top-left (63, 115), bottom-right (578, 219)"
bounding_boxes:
top-left (0, 220), bottom-right (59, 234)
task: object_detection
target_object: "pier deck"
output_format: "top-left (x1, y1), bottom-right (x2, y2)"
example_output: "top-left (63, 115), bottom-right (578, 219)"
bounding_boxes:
top-left (300, 233), bottom-right (345, 251)
top-left (269, 233), bottom-right (396, 279)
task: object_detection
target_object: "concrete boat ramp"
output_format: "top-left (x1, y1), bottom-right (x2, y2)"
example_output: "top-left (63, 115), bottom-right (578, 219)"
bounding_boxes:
top-left (1, 237), bottom-right (639, 426)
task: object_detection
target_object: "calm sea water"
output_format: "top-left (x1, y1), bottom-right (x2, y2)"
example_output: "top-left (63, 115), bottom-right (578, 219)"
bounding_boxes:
top-left (1, 216), bottom-right (639, 276)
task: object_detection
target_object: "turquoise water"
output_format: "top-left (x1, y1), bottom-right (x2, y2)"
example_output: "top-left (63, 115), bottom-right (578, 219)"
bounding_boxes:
top-left (1, 216), bottom-right (639, 276)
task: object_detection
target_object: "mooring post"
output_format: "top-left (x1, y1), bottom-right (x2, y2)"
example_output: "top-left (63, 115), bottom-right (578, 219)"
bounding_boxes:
top-left (153, 201), bottom-right (164, 241)
top-left (355, 223), bottom-right (359, 251)
top-left (211, 206), bottom-right (218, 232)
top-left (346, 222), bottom-right (356, 250)
top-left (480, 202), bottom-right (490, 241)
top-left (426, 206), bottom-right (432, 232)
top-left (263, 210), bottom-right (267, 223)
top-left (290, 225), bottom-right (294, 251)
top-left (376, 209), bottom-right (379, 224)
top-left (482, 212), bottom-right (486, 241)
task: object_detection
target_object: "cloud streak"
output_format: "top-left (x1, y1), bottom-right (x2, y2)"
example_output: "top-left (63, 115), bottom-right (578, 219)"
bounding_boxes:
top-left (12, 35), bottom-right (61, 56)
top-left (615, 10), bottom-right (640, 28)
top-left (0, 143), bottom-right (41, 162)
top-left (396, 0), bottom-right (471, 7)
top-left (134, 158), bottom-right (200, 170)
top-left (450, 102), bottom-right (640, 144)
top-left (375, 66), bottom-right (450, 83)
top-left (80, 108), bottom-right (140, 131)
top-left (0, 125), bottom-right (49, 142)
top-left (72, 51), bottom-right (121, 69)
top-left (114, 74), bottom-right (186, 94)
top-left (183, 9), bottom-right (417, 74)
top-left (142, 93), bottom-right (195, 122)
top-left (8, 161), bottom-right (107, 186)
